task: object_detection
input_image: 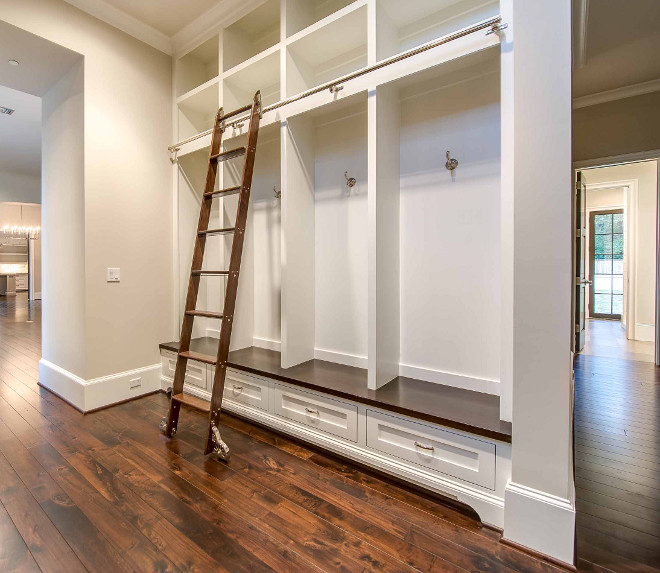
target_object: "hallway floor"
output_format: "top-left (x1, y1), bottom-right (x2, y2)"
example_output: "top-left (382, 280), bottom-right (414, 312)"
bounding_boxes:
top-left (0, 293), bottom-right (565, 573)
top-left (575, 323), bottom-right (660, 571)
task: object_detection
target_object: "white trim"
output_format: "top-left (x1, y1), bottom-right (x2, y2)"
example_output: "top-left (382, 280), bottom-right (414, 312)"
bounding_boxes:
top-left (573, 78), bottom-right (660, 110)
top-left (399, 363), bottom-right (500, 396)
top-left (574, 149), bottom-right (660, 170)
top-left (34, 291), bottom-right (42, 300)
top-left (503, 481), bottom-right (575, 565)
top-left (39, 359), bottom-right (161, 412)
top-left (62, 0), bottom-right (172, 54)
top-left (314, 348), bottom-right (368, 369)
top-left (253, 337), bottom-right (281, 352)
top-left (635, 323), bottom-right (655, 342)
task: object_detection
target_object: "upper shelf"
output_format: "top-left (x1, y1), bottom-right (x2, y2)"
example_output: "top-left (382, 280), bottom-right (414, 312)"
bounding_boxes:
top-left (223, 48), bottom-right (281, 113)
top-left (286, 2), bottom-right (368, 97)
top-left (285, 0), bottom-right (357, 38)
top-left (176, 35), bottom-right (219, 97)
top-left (223, 0), bottom-right (281, 72)
top-left (376, 0), bottom-right (500, 60)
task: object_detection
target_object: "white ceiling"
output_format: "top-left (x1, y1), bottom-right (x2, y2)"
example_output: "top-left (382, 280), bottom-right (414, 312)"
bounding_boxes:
top-left (0, 85), bottom-right (41, 177)
top-left (0, 20), bottom-right (82, 97)
top-left (573, 0), bottom-right (660, 99)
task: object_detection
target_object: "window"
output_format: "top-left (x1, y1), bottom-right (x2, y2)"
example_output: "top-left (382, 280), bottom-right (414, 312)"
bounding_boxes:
top-left (590, 210), bottom-right (623, 318)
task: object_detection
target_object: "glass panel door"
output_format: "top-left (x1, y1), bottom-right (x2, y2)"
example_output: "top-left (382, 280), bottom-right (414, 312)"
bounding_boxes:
top-left (590, 209), bottom-right (624, 318)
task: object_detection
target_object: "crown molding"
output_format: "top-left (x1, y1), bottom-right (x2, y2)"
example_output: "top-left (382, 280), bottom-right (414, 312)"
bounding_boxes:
top-left (573, 78), bottom-right (660, 109)
top-left (62, 0), bottom-right (173, 54)
top-left (171, 0), bottom-right (266, 56)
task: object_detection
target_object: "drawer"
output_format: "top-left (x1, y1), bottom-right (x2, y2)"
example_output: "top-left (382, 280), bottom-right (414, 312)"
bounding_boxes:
top-left (272, 383), bottom-right (358, 442)
top-left (221, 369), bottom-right (269, 411)
top-left (161, 350), bottom-right (207, 390)
top-left (366, 410), bottom-right (496, 490)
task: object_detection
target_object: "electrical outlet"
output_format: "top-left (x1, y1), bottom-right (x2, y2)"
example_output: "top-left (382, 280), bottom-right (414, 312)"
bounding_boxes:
top-left (107, 268), bottom-right (120, 282)
top-left (129, 377), bottom-right (141, 389)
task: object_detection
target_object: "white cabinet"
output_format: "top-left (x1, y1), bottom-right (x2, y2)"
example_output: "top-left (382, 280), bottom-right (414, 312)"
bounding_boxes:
top-left (15, 274), bottom-right (28, 291)
top-left (272, 383), bottom-right (358, 442)
top-left (222, 369), bottom-right (269, 411)
top-left (366, 410), bottom-right (496, 489)
top-left (161, 350), bottom-right (208, 390)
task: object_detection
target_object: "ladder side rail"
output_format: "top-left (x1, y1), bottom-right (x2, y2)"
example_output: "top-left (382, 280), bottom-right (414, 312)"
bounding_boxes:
top-left (204, 92), bottom-right (262, 454)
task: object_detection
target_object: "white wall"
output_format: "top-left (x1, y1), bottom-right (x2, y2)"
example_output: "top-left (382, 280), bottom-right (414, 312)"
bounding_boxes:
top-left (399, 63), bottom-right (501, 393)
top-left (584, 161), bottom-right (657, 341)
top-left (0, 171), bottom-right (40, 203)
top-left (3, 0), bottom-right (173, 406)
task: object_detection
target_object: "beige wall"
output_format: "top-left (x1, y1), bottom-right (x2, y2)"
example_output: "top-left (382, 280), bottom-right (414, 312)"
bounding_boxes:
top-left (583, 161), bottom-right (657, 340)
top-left (574, 91), bottom-right (660, 163)
top-left (0, 171), bottom-right (40, 203)
top-left (2, 0), bottom-right (173, 379)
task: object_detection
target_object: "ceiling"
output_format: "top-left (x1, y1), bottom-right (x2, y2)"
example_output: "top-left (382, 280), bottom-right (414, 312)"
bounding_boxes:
top-left (81, 0), bottom-right (222, 37)
top-left (0, 20), bottom-right (82, 97)
top-left (573, 0), bottom-right (660, 99)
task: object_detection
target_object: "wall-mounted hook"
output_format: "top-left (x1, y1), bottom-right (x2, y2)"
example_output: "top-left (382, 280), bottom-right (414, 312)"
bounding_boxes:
top-left (445, 151), bottom-right (458, 172)
top-left (273, 186), bottom-right (281, 199)
top-left (344, 171), bottom-right (356, 194)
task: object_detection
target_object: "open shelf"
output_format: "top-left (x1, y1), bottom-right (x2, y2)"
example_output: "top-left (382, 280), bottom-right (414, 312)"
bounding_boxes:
top-left (376, 0), bottom-right (499, 60)
top-left (223, 0), bottom-right (281, 72)
top-left (371, 48), bottom-right (501, 392)
top-left (223, 48), bottom-right (280, 113)
top-left (286, 2), bottom-right (367, 97)
top-left (176, 35), bottom-right (219, 97)
top-left (285, 0), bottom-right (359, 38)
top-left (177, 77), bottom-right (219, 141)
top-left (283, 92), bottom-right (368, 370)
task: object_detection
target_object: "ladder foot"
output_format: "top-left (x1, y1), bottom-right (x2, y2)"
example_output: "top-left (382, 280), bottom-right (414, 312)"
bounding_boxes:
top-left (159, 415), bottom-right (177, 436)
top-left (210, 422), bottom-right (230, 461)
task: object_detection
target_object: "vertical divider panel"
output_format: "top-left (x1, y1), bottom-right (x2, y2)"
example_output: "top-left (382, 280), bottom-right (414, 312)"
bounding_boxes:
top-left (368, 85), bottom-right (400, 390)
top-left (281, 116), bottom-right (316, 367)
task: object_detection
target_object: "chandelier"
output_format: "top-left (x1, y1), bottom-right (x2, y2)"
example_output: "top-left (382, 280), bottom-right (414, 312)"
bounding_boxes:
top-left (0, 225), bottom-right (41, 239)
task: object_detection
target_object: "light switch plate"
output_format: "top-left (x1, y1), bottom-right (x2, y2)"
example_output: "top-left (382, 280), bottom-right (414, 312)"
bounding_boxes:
top-left (107, 268), bottom-right (120, 282)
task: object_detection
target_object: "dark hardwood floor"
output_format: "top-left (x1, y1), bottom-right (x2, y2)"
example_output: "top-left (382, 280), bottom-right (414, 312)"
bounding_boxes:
top-left (0, 293), bottom-right (571, 572)
top-left (575, 333), bottom-right (660, 572)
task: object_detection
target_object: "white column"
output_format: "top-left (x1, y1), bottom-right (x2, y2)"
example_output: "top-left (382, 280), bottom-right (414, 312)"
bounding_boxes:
top-left (503, 0), bottom-right (575, 565)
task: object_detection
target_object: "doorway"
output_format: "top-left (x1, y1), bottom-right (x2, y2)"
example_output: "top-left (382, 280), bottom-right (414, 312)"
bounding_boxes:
top-left (574, 159), bottom-right (658, 363)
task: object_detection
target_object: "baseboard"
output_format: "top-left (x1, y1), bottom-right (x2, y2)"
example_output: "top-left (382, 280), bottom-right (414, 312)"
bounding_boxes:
top-left (634, 323), bottom-right (654, 342)
top-left (399, 363), bottom-right (500, 395)
top-left (253, 337), bottom-right (281, 352)
top-left (34, 291), bottom-right (42, 300)
top-left (314, 348), bottom-right (368, 369)
top-left (39, 359), bottom-right (161, 412)
top-left (504, 481), bottom-right (575, 566)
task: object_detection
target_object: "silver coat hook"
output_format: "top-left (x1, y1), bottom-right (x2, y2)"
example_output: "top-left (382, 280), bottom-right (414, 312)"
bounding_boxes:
top-left (344, 171), bottom-right (356, 194)
top-left (445, 151), bottom-right (458, 172)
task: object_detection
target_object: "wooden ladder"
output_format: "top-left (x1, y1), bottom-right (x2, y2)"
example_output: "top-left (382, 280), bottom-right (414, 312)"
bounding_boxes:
top-left (160, 91), bottom-right (262, 460)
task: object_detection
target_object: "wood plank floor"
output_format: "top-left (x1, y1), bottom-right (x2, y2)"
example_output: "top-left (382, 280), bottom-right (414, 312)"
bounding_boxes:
top-left (575, 329), bottom-right (660, 572)
top-left (0, 294), bottom-right (572, 572)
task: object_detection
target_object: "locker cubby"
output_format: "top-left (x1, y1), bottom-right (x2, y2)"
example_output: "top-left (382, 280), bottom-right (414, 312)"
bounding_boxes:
top-left (285, 3), bottom-right (367, 97)
top-left (176, 35), bottom-right (219, 97)
top-left (176, 79), bottom-right (219, 141)
top-left (223, 0), bottom-right (281, 72)
top-left (282, 93), bottom-right (369, 369)
top-left (285, 0), bottom-right (358, 38)
top-left (223, 49), bottom-right (280, 113)
top-left (221, 123), bottom-right (282, 352)
top-left (375, 0), bottom-right (499, 60)
top-left (370, 48), bottom-right (502, 390)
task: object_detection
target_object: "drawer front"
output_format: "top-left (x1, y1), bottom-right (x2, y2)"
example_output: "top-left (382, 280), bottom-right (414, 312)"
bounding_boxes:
top-left (161, 351), bottom-right (207, 390)
top-left (222, 369), bottom-right (269, 411)
top-left (273, 383), bottom-right (358, 442)
top-left (366, 410), bottom-right (496, 489)
top-left (15, 275), bottom-right (27, 289)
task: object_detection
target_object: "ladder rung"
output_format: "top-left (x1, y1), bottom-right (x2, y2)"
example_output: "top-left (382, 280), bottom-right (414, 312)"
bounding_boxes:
top-left (185, 310), bottom-right (223, 319)
top-left (204, 186), bottom-right (241, 199)
top-left (211, 147), bottom-right (246, 162)
top-left (192, 270), bottom-right (229, 276)
top-left (220, 103), bottom-right (252, 121)
top-left (171, 392), bottom-right (210, 413)
top-left (199, 227), bottom-right (235, 237)
top-left (179, 350), bottom-right (217, 365)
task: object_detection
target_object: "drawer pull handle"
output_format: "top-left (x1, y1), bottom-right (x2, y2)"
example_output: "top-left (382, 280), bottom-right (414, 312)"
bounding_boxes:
top-left (414, 441), bottom-right (434, 452)
top-left (305, 408), bottom-right (319, 415)
top-left (232, 385), bottom-right (243, 392)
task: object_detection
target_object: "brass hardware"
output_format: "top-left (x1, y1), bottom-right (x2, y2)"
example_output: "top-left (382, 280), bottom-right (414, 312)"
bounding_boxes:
top-left (329, 85), bottom-right (344, 94)
top-left (486, 22), bottom-right (508, 35)
top-left (273, 186), bottom-right (281, 199)
top-left (445, 151), bottom-right (458, 172)
top-left (305, 407), bottom-right (320, 415)
top-left (414, 441), bottom-right (434, 452)
top-left (232, 385), bottom-right (243, 392)
top-left (344, 171), bottom-right (356, 194)
top-left (211, 422), bottom-right (230, 461)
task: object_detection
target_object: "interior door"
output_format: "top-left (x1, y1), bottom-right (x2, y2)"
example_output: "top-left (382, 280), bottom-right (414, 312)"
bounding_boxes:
top-left (574, 171), bottom-right (588, 351)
